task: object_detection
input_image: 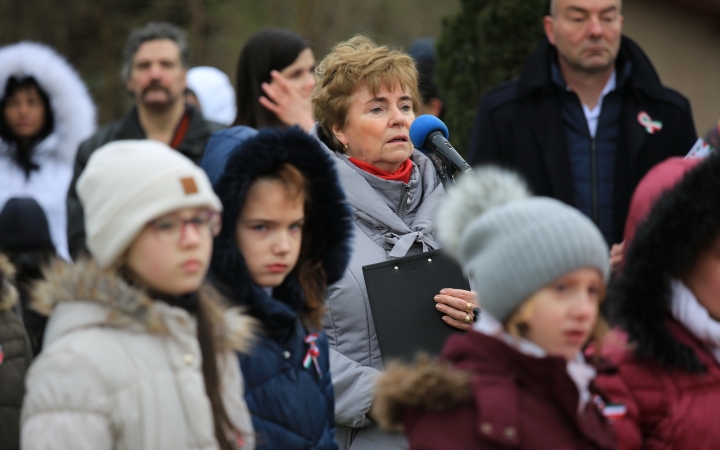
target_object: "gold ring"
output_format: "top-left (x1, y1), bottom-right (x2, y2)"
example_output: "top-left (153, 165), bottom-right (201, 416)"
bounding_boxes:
top-left (464, 314), bottom-right (471, 324)
top-left (465, 301), bottom-right (473, 313)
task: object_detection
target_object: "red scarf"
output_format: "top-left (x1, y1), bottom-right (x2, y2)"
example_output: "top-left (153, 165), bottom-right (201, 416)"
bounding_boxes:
top-left (348, 157), bottom-right (413, 184)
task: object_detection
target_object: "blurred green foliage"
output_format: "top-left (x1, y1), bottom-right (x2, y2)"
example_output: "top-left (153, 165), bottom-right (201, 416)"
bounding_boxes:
top-left (435, 0), bottom-right (548, 155)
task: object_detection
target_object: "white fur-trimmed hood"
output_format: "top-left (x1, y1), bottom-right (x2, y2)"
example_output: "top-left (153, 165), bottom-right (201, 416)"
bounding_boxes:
top-left (0, 41), bottom-right (96, 164)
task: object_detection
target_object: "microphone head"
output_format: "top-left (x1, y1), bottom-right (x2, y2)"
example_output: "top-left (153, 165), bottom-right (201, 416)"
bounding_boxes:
top-left (409, 114), bottom-right (450, 149)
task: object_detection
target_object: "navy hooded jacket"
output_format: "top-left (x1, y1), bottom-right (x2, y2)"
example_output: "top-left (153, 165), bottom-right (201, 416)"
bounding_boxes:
top-left (205, 126), bottom-right (353, 450)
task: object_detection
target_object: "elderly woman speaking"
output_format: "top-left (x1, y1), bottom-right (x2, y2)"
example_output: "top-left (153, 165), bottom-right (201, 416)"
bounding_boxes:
top-left (312, 36), bottom-right (477, 450)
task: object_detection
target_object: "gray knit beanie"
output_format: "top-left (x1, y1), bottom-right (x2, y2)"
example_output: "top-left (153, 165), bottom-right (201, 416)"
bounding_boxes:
top-left (436, 167), bottom-right (609, 322)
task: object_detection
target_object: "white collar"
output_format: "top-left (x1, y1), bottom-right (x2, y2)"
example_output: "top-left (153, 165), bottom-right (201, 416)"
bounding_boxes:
top-left (671, 279), bottom-right (720, 364)
top-left (474, 313), bottom-right (595, 412)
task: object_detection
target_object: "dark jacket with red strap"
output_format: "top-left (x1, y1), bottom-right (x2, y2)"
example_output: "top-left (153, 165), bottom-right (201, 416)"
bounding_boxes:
top-left (375, 331), bottom-right (617, 450)
top-left (468, 36), bottom-right (696, 244)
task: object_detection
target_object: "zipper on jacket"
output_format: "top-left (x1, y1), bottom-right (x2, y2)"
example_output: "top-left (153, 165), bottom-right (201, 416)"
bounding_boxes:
top-left (399, 183), bottom-right (411, 218)
top-left (590, 137), bottom-right (599, 225)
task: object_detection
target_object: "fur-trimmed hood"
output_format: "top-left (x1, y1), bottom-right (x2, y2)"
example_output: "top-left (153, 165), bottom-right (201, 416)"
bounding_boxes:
top-left (30, 258), bottom-right (255, 352)
top-left (612, 153), bottom-right (720, 373)
top-left (207, 126), bottom-right (353, 331)
top-left (373, 355), bottom-right (473, 430)
top-left (0, 253), bottom-right (18, 311)
top-left (0, 42), bottom-right (96, 164)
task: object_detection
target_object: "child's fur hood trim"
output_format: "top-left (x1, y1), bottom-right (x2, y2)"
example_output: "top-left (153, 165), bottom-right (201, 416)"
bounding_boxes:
top-left (210, 126), bottom-right (353, 328)
top-left (373, 355), bottom-right (473, 430)
top-left (30, 258), bottom-right (256, 352)
top-left (612, 153), bottom-right (720, 373)
top-left (0, 253), bottom-right (18, 311)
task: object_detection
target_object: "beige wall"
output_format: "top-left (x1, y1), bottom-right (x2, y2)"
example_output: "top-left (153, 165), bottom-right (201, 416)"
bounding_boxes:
top-left (623, 0), bottom-right (720, 136)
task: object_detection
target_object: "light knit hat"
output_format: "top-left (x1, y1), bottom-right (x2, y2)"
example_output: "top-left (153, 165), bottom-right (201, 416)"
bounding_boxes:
top-left (436, 167), bottom-right (609, 322)
top-left (77, 140), bottom-right (222, 268)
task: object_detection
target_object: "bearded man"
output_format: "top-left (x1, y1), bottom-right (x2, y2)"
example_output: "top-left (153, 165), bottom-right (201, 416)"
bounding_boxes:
top-left (67, 22), bottom-right (222, 258)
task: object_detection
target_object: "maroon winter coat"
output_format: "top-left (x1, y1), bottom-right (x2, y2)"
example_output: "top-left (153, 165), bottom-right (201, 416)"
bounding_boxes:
top-left (374, 331), bottom-right (617, 450)
top-left (595, 319), bottom-right (720, 450)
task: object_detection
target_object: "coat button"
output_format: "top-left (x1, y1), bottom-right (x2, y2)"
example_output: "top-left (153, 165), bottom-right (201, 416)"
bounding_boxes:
top-left (503, 427), bottom-right (516, 439)
top-left (480, 422), bottom-right (493, 435)
top-left (183, 353), bottom-right (194, 365)
top-left (283, 351), bottom-right (291, 359)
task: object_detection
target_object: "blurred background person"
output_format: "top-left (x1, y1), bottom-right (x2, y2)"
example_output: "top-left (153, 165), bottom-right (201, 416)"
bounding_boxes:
top-left (201, 28), bottom-right (316, 186)
top-left (234, 28), bottom-right (316, 132)
top-left (186, 66), bottom-right (237, 127)
top-left (407, 37), bottom-right (444, 119)
top-left (0, 197), bottom-right (57, 355)
top-left (312, 35), bottom-right (477, 450)
top-left (0, 42), bottom-right (95, 261)
top-left (468, 0), bottom-right (696, 248)
top-left (596, 153), bottom-right (720, 449)
top-left (0, 253), bottom-right (33, 450)
top-left (66, 21), bottom-right (220, 259)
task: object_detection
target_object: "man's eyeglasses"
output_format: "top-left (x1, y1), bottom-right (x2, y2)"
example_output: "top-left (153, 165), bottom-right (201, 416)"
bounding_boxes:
top-left (149, 210), bottom-right (221, 243)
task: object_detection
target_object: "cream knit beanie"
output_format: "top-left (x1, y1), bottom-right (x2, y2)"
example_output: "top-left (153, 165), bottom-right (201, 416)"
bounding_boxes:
top-left (77, 140), bottom-right (222, 268)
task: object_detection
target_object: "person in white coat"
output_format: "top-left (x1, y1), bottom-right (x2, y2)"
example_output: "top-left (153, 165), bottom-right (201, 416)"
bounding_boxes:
top-left (0, 42), bottom-right (95, 261)
top-left (21, 140), bottom-right (255, 450)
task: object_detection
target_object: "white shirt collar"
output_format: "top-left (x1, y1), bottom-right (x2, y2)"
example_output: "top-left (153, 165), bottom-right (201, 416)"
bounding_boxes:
top-left (582, 70), bottom-right (617, 138)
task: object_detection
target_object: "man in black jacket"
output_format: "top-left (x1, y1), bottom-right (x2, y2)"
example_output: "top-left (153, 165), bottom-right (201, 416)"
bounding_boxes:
top-left (468, 0), bottom-right (696, 247)
top-left (66, 22), bottom-right (222, 258)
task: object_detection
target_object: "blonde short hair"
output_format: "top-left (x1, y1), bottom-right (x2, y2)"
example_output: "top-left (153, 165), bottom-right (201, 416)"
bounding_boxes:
top-left (312, 35), bottom-right (421, 152)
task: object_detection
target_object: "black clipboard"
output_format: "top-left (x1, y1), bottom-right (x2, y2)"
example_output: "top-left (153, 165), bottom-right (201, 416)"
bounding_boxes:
top-left (363, 249), bottom-right (470, 363)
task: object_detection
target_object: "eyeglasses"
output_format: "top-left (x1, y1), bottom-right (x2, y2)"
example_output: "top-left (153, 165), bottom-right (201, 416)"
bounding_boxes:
top-left (148, 210), bottom-right (221, 243)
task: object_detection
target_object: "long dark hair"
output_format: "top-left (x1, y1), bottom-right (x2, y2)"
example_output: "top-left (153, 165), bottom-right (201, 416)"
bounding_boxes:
top-left (234, 29), bottom-right (310, 129)
top-left (0, 76), bottom-right (54, 177)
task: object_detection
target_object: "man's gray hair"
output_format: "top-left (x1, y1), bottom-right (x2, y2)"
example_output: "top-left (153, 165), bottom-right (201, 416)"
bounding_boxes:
top-left (121, 21), bottom-right (189, 81)
top-left (549, 0), bottom-right (623, 16)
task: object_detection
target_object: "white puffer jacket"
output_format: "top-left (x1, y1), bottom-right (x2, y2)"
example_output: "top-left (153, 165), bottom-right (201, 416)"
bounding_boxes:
top-left (0, 42), bottom-right (95, 260)
top-left (21, 259), bottom-right (256, 450)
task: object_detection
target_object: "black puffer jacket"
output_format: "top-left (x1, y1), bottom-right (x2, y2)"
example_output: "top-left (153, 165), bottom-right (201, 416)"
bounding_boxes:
top-left (0, 254), bottom-right (32, 450)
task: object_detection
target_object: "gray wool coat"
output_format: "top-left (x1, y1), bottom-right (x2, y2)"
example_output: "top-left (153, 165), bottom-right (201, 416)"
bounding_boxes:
top-left (315, 131), bottom-right (445, 450)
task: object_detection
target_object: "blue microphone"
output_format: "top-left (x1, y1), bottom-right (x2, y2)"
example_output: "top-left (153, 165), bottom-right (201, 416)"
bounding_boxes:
top-left (410, 115), bottom-right (472, 174)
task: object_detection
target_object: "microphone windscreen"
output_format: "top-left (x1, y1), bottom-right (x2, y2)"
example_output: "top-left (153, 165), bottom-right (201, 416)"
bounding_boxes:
top-left (409, 114), bottom-right (450, 149)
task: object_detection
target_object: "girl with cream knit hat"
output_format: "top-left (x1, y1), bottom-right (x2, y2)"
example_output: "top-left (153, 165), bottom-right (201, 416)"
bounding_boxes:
top-left (373, 167), bottom-right (617, 450)
top-left (21, 140), bottom-right (255, 450)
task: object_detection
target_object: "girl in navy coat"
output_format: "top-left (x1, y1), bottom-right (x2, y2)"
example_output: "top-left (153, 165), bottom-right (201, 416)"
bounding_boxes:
top-left (209, 126), bottom-right (353, 450)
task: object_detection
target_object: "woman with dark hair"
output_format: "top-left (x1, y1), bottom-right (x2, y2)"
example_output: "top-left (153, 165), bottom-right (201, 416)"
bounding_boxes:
top-left (0, 42), bottom-right (95, 261)
top-left (234, 29), bottom-right (316, 131)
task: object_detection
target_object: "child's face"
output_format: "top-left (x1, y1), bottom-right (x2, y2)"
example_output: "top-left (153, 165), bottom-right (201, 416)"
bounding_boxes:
top-left (523, 268), bottom-right (603, 361)
top-left (126, 207), bottom-right (218, 295)
top-left (236, 179), bottom-right (304, 288)
top-left (683, 235), bottom-right (720, 321)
